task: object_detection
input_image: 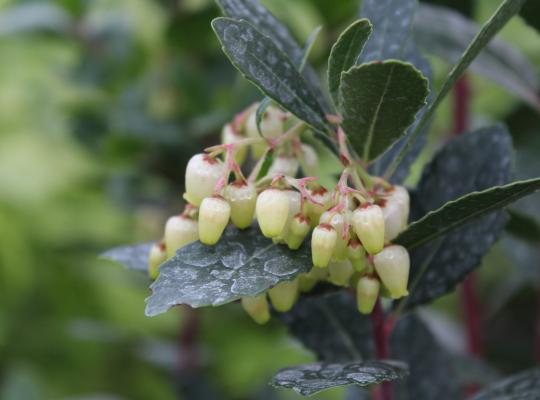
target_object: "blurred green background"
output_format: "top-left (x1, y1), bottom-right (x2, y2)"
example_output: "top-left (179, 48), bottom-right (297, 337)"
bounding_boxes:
top-left (0, 0), bottom-right (539, 399)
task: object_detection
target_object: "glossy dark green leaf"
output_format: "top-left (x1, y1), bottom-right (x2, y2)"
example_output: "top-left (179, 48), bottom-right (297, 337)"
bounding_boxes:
top-left (414, 4), bottom-right (540, 111)
top-left (299, 26), bottom-right (322, 73)
top-left (472, 367), bottom-right (540, 400)
top-left (327, 19), bottom-right (372, 107)
top-left (520, 1), bottom-right (540, 34)
top-left (215, 0), bottom-right (329, 111)
top-left (211, 18), bottom-right (329, 132)
top-left (505, 209), bottom-right (540, 244)
top-left (270, 361), bottom-right (408, 396)
top-left (280, 291), bottom-right (462, 399)
top-left (396, 178), bottom-right (540, 250)
top-left (255, 148), bottom-right (275, 181)
top-left (359, 0), bottom-right (433, 183)
top-left (101, 242), bottom-right (152, 275)
top-left (358, 0), bottom-right (418, 63)
top-left (386, 0), bottom-right (528, 178)
top-left (398, 126), bottom-right (513, 309)
top-left (145, 224), bottom-right (311, 316)
top-left (340, 61), bottom-right (428, 161)
top-left (279, 290), bottom-right (373, 362)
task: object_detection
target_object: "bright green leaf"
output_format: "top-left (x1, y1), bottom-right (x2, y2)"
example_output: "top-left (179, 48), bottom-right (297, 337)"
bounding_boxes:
top-left (327, 19), bottom-right (372, 107)
top-left (340, 60), bottom-right (428, 161)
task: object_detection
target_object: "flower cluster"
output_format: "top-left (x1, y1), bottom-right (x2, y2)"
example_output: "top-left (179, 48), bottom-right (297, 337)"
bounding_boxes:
top-left (148, 103), bottom-right (411, 324)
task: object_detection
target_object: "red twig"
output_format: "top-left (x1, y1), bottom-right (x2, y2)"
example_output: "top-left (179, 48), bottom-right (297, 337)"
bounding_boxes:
top-left (178, 306), bottom-right (200, 374)
top-left (370, 299), bottom-right (395, 400)
top-left (453, 75), bottom-right (471, 136)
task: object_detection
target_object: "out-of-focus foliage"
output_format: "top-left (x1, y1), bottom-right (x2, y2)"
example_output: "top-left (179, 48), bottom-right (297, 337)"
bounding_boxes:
top-left (0, 0), bottom-right (540, 399)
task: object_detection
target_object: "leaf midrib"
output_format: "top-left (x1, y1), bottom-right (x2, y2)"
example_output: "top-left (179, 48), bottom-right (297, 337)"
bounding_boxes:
top-left (363, 62), bottom-right (396, 161)
top-left (398, 179), bottom-right (540, 249)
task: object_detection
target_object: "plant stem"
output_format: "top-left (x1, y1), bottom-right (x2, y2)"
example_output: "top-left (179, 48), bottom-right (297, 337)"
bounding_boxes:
top-left (453, 75), bottom-right (483, 395)
top-left (179, 306), bottom-right (200, 375)
top-left (383, 0), bottom-right (527, 180)
top-left (371, 299), bottom-right (394, 400)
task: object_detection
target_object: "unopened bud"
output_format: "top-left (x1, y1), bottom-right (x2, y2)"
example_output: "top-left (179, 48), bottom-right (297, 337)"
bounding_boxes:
top-left (373, 245), bottom-right (410, 299)
top-left (164, 215), bottom-right (199, 258)
top-left (198, 196), bottom-right (230, 245)
top-left (320, 211), bottom-right (349, 260)
top-left (223, 181), bottom-right (257, 229)
top-left (347, 239), bottom-right (367, 272)
top-left (246, 105), bottom-right (284, 158)
top-left (287, 214), bottom-right (311, 250)
top-left (306, 186), bottom-right (332, 226)
top-left (256, 189), bottom-right (289, 238)
top-left (391, 185), bottom-right (410, 229)
top-left (148, 241), bottom-right (167, 280)
top-left (221, 124), bottom-right (247, 165)
top-left (356, 276), bottom-right (380, 314)
top-left (268, 279), bottom-right (299, 312)
top-left (300, 144), bottom-right (319, 175)
top-left (382, 200), bottom-right (403, 241)
top-left (241, 294), bottom-right (270, 324)
top-left (185, 154), bottom-right (225, 206)
top-left (328, 260), bottom-right (354, 287)
top-left (311, 224), bottom-right (337, 268)
top-left (268, 155), bottom-right (300, 178)
top-left (275, 190), bottom-right (301, 243)
top-left (352, 205), bottom-right (385, 255)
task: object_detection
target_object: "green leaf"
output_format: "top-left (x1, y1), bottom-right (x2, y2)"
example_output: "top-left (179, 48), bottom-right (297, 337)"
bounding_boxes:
top-left (414, 4), bottom-right (540, 111)
top-left (215, 0), bottom-right (329, 111)
top-left (397, 125), bottom-right (513, 309)
top-left (145, 224), bottom-right (311, 316)
top-left (340, 60), bottom-right (429, 161)
top-left (211, 18), bottom-right (329, 133)
top-left (255, 148), bottom-right (274, 180)
top-left (299, 26), bottom-right (322, 73)
top-left (520, 1), bottom-right (540, 34)
top-left (327, 19), bottom-right (372, 107)
top-left (270, 361), bottom-right (408, 396)
top-left (359, 0), bottom-right (433, 183)
top-left (396, 178), bottom-right (540, 250)
top-left (280, 292), bottom-right (462, 399)
top-left (505, 209), bottom-right (540, 244)
top-left (101, 242), bottom-right (152, 275)
top-left (385, 0), bottom-right (528, 178)
top-left (358, 0), bottom-right (418, 63)
top-left (472, 367), bottom-right (540, 400)
top-left (255, 97), bottom-right (272, 137)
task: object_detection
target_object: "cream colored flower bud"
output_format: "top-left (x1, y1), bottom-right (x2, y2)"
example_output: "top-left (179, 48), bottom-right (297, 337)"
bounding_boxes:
top-left (320, 211), bottom-right (348, 260)
top-left (164, 215), bottom-right (199, 258)
top-left (373, 245), bottom-right (410, 299)
top-left (298, 265), bottom-right (329, 293)
top-left (268, 155), bottom-right (300, 178)
top-left (311, 224), bottom-right (337, 268)
top-left (276, 190), bottom-right (301, 243)
top-left (352, 205), bottom-right (385, 255)
top-left (268, 279), bottom-right (299, 312)
top-left (347, 239), bottom-right (367, 272)
top-left (246, 105), bottom-right (284, 158)
top-left (287, 214), bottom-right (311, 250)
top-left (241, 294), bottom-right (270, 324)
top-left (328, 260), bottom-right (354, 287)
top-left (221, 123), bottom-right (247, 164)
top-left (306, 186), bottom-right (332, 226)
top-left (356, 276), bottom-right (380, 314)
top-left (198, 196), bottom-right (230, 245)
top-left (382, 199), bottom-right (404, 241)
top-left (148, 241), bottom-right (167, 280)
top-left (184, 153), bottom-right (225, 206)
top-left (256, 189), bottom-right (290, 238)
top-left (300, 144), bottom-right (319, 175)
top-left (223, 181), bottom-right (257, 229)
top-left (392, 185), bottom-right (410, 228)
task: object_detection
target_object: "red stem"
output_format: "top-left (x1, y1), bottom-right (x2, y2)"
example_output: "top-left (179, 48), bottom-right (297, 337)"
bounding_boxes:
top-left (370, 299), bottom-right (395, 400)
top-left (178, 306), bottom-right (200, 374)
top-left (454, 75), bottom-right (484, 395)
